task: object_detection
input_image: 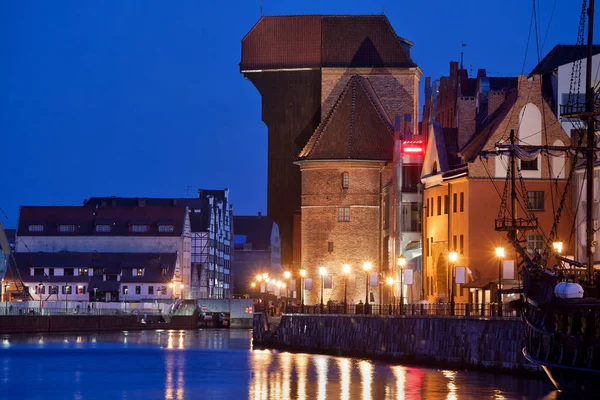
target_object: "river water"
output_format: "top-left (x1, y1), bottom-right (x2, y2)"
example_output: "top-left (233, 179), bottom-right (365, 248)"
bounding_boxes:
top-left (0, 329), bottom-right (559, 400)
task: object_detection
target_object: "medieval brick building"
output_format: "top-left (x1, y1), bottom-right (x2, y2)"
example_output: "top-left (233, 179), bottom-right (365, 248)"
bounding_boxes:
top-left (241, 15), bottom-right (422, 305)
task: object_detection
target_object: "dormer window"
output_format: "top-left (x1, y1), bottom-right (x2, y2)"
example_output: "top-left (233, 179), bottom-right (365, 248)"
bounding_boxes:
top-left (96, 225), bottom-right (111, 233)
top-left (342, 172), bottom-right (349, 189)
top-left (131, 225), bottom-right (148, 232)
top-left (136, 268), bottom-right (144, 276)
top-left (28, 224), bottom-right (44, 232)
top-left (59, 224), bottom-right (76, 232)
top-left (158, 225), bottom-right (174, 233)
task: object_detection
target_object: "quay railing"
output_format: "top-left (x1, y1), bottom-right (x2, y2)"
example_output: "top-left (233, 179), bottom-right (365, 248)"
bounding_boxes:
top-left (0, 307), bottom-right (167, 317)
top-left (281, 303), bottom-right (518, 319)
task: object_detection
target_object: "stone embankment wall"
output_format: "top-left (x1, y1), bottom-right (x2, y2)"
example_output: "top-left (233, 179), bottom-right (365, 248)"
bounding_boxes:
top-left (253, 314), bottom-right (539, 373)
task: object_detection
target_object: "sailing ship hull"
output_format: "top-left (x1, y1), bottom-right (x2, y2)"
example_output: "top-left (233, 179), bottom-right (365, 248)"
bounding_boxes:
top-left (523, 347), bottom-right (600, 392)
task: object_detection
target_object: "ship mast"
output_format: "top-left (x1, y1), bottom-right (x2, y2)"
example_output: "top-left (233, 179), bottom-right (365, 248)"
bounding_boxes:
top-left (586, 0), bottom-right (596, 282)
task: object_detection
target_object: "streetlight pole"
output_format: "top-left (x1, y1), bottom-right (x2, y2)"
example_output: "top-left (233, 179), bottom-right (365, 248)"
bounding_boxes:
top-left (386, 277), bottom-right (394, 314)
top-left (342, 264), bottom-right (350, 314)
top-left (319, 266), bottom-right (327, 313)
top-left (39, 283), bottom-right (44, 311)
top-left (299, 269), bottom-right (306, 313)
top-left (363, 262), bottom-right (372, 314)
top-left (449, 252), bottom-right (458, 316)
top-left (496, 247), bottom-right (505, 317)
top-left (397, 256), bottom-right (406, 315)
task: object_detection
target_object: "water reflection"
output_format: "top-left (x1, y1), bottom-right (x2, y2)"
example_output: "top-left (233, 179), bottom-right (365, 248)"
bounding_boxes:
top-left (0, 330), bottom-right (556, 400)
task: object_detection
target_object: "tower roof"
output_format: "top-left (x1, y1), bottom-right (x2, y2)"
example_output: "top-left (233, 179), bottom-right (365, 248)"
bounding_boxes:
top-left (297, 75), bottom-right (394, 161)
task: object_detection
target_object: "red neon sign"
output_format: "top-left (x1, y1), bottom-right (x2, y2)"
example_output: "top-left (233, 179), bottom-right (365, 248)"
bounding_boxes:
top-left (401, 140), bottom-right (425, 154)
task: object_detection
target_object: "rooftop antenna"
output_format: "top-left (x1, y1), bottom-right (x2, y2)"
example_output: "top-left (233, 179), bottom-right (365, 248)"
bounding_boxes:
top-left (260, 0), bottom-right (263, 16)
top-left (382, 6), bottom-right (385, 14)
top-left (460, 40), bottom-right (467, 69)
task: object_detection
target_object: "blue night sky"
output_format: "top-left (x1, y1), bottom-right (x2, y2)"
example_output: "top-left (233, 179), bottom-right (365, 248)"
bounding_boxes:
top-left (0, 0), bottom-right (596, 227)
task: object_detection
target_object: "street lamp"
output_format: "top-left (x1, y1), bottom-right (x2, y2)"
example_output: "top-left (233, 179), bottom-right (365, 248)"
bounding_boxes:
top-left (397, 255), bottom-right (406, 314)
top-left (363, 261), bottom-right (372, 313)
top-left (299, 269), bottom-right (306, 312)
top-left (449, 251), bottom-right (458, 316)
top-left (496, 247), bottom-right (505, 317)
top-left (256, 274), bottom-right (263, 282)
top-left (38, 283), bottom-right (44, 310)
top-left (319, 266), bottom-right (327, 313)
top-left (93, 286), bottom-right (98, 308)
top-left (342, 264), bottom-right (351, 314)
top-left (553, 242), bottom-right (563, 254)
top-left (169, 283), bottom-right (174, 299)
top-left (386, 277), bottom-right (394, 314)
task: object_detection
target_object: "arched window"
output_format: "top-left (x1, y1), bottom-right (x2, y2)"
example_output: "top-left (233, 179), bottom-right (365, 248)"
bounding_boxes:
top-left (342, 172), bottom-right (349, 189)
top-left (432, 162), bottom-right (438, 175)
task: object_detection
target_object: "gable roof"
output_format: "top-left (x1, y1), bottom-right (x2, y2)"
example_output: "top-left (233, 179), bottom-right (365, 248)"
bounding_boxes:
top-left (233, 216), bottom-right (275, 251)
top-left (531, 44), bottom-right (600, 75)
top-left (240, 15), bottom-right (416, 71)
top-left (17, 206), bottom-right (187, 237)
top-left (459, 89), bottom-right (518, 162)
top-left (297, 75), bottom-right (394, 161)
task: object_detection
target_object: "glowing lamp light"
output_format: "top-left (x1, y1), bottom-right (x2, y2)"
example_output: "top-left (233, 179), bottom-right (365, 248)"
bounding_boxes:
top-left (319, 266), bottom-right (327, 276)
top-left (386, 277), bottom-right (394, 286)
top-left (342, 264), bottom-right (351, 275)
top-left (397, 255), bottom-right (407, 268)
top-left (495, 247), bottom-right (505, 258)
top-left (363, 262), bottom-right (372, 271)
top-left (256, 275), bottom-right (263, 282)
top-left (251, 282), bottom-right (256, 288)
top-left (449, 252), bottom-right (458, 262)
top-left (553, 242), bottom-right (563, 254)
top-left (299, 269), bottom-right (307, 277)
top-left (284, 271), bottom-right (291, 279)
top-left (180, 284), bottom-right (184, 289)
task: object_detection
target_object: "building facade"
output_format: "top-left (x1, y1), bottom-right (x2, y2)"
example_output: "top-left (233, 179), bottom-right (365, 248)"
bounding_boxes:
top-left (241, 15), bottom-right (421, 271)
top-left (421, 74), bottom-right (573, 304)
top-left (232, 214), bottom-right (282, 296)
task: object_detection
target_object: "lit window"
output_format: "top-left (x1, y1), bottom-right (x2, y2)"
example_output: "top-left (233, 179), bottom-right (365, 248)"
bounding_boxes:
top-left (527, 234), bottom-right (545, 254)
top-left (342, 172), bottom-right (349, 189)
top-left (28, 225), bottom-right (44, 232)
top-left (136, 268), bottom-right (143, 276)
top-left (77, 286), bottom-right (86, 295)
top-left (96, 225), bottom-right (111, 232)
top-left (77, 268), bottom-right (88, 276)
top-left (460, 192), bottom-right (464, 212)
top-left (338, 207), bottom-right (350, 222)
top-left (527, 191), bottom-right (544, 211)
top-left (59, 225), bottom-right (75, 232)
top-left (132, 225), bottom-right (148, 232)
top-left (62, 285), bottom-right (72, 295)
top-left (158, 225), bottom-right (174, 232)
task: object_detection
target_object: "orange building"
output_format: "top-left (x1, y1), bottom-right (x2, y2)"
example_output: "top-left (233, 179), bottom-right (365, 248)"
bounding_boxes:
top-left (421, 75), bottom-right (573, 305)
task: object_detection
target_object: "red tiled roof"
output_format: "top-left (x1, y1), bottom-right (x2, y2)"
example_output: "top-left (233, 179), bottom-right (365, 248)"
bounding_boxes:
top-left (240, 15), bottom-right (416, 71)
top-left (17, 206), bottom-right (187, 237)
top-left (297, 75), bottom-right (394, 161)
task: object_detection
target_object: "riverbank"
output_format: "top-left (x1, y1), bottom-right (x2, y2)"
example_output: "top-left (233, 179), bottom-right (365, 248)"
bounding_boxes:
top-left (253, 313), bottom-right (542, 375)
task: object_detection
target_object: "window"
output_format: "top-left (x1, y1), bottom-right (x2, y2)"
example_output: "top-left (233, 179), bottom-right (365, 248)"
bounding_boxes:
top-left (161, 286), bottom-right (167, 295)
top-left (148, 286), bottom-right (154, 295)
top-left (33, 268), bottom-right (44, 276)
top-left (96, 225), bottom-right (111, 232)
top-left (444, 195), bottom-right (449, 214)
top-left (122, 286), bottom-right (128, 295)
top-left (78, 268), bottom-right (88, 276)
top-left (50, 286), bottom-right (58, 295)
top-left (342, 172), bottom-right (349, 189)
top-left (402, 165), bottom-right (422, 192)
top-left (64, 268), bottom-right (74, 276)
top-left (136, 268), bottom-right (143, 276)
top-left (77, 286), bottom-right (86, 295)
top-left (437, 197), bottom-right (441, 216)
top-left (429, 198), bottom-right (432, 217)
top-left (453, 193), bottom-right (457, 213)
top-left (36, 285), bottom-right (45, 295)
top-left (135, 286), bottom-right (141, 295)
top-left (62, 286), bottom-right (72, 295)
top-left (453, 235), bottom-right (457, 252)
top-left (161, 268), bottom-right (167, 276)
top-left (460, 235), bottom-right (464, 254)
top-left (94, 268), bottom-right (103, 276)
top-left (328, 242), bottom-right (334, 252)
top-left (59, 225), bottom-right (75, 232)
top-left (527, 191), bottom-right (544, 211)
top-left (48, 268), bottom-right (54, 276)
top-left (521, 157), bottom-right (538, 171)
top-left (131, 225), bottom-right (148, 232)
top-left (106, 274), bottom-right (117, 281)
top-left (338, 207), bottom-right (350, 222)
top-left (527, 234), bottom-right (545, 253)
top-left (122, 269), bottom-right (132, 277)
top-left (158, 225), bottom-right (174, 232)
top-left (460, 192), bottom-right (464, 212)
top-left (28, 224), bottom-right (44, 232)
